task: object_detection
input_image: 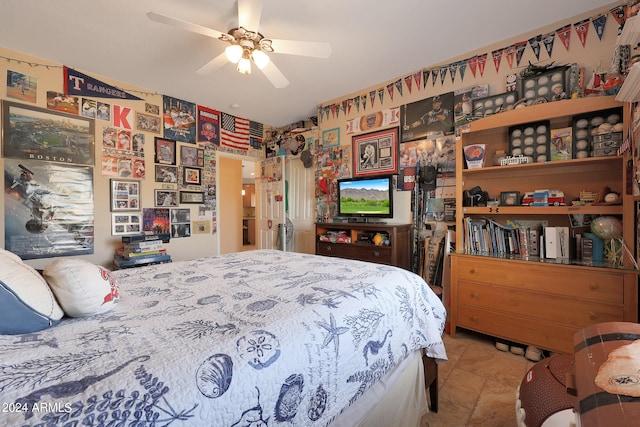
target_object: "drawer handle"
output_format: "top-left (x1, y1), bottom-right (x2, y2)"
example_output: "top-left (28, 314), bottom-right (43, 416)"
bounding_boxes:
top-left (470, 316), bottom-right (478, 323)
top-left (470, 292), bottom-right (479, 299)
top-left (589, 283), bottom-right (598, 290)
top-left (373, 251), bottom-right (380, 257)
top-left (326, 246), bottom-right (332, 252)
top-left (589, 312), bottom-right (597, 320)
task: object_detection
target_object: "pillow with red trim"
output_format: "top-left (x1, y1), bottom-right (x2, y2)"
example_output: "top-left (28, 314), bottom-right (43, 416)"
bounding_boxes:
top-left (44, 258), bottom-right (120, 317)
top-left (0, 248), bottom-right (64, 335)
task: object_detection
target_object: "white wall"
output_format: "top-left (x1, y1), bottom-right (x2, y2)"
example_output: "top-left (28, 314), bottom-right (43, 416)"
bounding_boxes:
top-left (0, 46), bottom-right (262, 269)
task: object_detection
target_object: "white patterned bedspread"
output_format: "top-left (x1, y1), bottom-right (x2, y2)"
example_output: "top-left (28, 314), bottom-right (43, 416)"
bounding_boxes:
top-left (0, 250), bottom-right (447, 426)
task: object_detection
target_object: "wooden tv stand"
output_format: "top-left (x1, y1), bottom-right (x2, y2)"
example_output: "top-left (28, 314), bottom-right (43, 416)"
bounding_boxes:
top-left (315, 222), bottom-right (412, 270)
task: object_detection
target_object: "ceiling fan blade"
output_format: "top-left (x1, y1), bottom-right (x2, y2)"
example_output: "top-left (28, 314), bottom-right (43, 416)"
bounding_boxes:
top-left (260, 61), bottom-right (289, 88)
top-left (269, 38), bottom-right (332, 58)
top-left (195, 52), bottom-right (229, 75)
top-left (238, 0), bottom-right (263, 32)
top-left (146, 11), bottom-right (225, 40)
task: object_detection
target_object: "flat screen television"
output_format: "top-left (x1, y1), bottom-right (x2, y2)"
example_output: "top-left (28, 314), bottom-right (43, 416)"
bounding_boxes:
top-left (337, 175), bottom-right (394, 220)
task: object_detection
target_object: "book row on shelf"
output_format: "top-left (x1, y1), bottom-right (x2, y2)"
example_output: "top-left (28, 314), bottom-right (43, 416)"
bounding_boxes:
top-left (462, 217), bottom-right (615, 265)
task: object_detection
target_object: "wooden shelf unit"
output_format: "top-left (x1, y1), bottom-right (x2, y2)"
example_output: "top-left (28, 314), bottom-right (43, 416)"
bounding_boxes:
top-left (450, 96), bottom-right (638, 353)
top-left (315, 222), bottom-right (412, 270)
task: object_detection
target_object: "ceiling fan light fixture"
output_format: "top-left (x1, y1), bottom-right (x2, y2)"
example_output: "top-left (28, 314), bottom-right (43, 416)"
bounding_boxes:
top-left (225, 44), bottom-right (243, 64)
top-left (237, 56), bottom-right (252, 75)
top-left (251, 49), bottom-right (270, 69)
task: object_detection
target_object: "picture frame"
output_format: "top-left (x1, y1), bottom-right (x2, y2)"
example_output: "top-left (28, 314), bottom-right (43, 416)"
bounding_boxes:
top-left (111, 212), bottom-right (141, 235)
top-left (180, 145), bottom-right (204, 167)
top-left (136, 111), bottom-right (161, 134)
top-left (352, 127), bottom-right (399, 177)
top-left (183, 166), bottom-right (202, 185)
top-left (500, 191), bottom-right (521, 206)
top-left (2, 100), bottom-right (95, 165)
top-left (180, 191), bottom-right (205, 204)
top-left (110, 179), bottom-right (141, 212)
top-left (154, 137), bottom-right (177, 165)
top-left (322, 127), bottom-right (340, 147)
top-left (155, 189), bottom-right (178, 207)
top-left (155, 164), bottom-right (178, 183)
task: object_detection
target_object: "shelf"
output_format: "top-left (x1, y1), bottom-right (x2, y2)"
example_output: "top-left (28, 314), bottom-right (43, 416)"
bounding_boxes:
top-left (462, 155), bottom-right (622, 177)
top-left (462, 96), bottom-right (621, 133)
top-left (462, 205), bottom-right (623, 215)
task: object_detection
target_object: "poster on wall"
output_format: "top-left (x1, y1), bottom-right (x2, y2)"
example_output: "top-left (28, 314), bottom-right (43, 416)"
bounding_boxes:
top-left (6, 70), bottom-right (37, 103)
top-left (2, 100), bottom-right (95, 165)
top-left (162, 95), bottom-right (196, 143)
top-left (400, 92), bottom-right (454, 142)
top-left (4, 159), bottom-right (94, 259)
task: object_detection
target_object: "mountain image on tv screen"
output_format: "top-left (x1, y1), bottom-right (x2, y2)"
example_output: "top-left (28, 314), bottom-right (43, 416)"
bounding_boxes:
top-left (340, 182), bottom-right (390, 215)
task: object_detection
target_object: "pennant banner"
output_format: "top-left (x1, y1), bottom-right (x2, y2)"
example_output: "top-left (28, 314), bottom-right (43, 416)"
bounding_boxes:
top-left (64, 66), bottom-right (142, 100)
top-left (197, 105), bottom-right (220, 144)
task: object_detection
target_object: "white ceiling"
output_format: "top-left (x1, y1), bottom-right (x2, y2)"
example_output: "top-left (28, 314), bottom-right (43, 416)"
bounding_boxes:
top-left (0, 0), bottom-right (618, 127)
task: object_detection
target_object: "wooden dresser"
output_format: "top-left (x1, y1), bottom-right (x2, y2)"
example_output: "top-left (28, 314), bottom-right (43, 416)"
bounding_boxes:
top-left (315, 222), bottom-right (412, 270)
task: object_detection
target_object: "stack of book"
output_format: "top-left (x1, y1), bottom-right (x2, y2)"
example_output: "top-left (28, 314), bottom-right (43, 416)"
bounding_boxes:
top-left (113, 233), bottom-right (171, 268)
top-left (463, 217), bottom-right (543, 257)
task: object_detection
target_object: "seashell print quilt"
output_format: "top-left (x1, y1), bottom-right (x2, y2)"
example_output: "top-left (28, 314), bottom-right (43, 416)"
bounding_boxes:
top-left (0, 250), bottom-right (447, 426)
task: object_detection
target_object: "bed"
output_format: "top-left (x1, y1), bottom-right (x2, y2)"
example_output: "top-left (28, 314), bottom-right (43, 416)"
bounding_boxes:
top-left (0, 249), bottom-right (447, 426)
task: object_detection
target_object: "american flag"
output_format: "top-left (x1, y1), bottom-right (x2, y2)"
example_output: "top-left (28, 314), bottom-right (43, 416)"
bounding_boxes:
top-left (221, 112), bottom-right (250, 150)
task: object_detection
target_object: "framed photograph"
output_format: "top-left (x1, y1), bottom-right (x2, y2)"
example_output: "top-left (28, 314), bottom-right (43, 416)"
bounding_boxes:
top-left (110, 179), bottom-right (141, 212)
top-left (180, 145), bottom-right (204, 167)
top-left (180, 191), bottom-right (204, 204)
top-left (111, 212), bottom-right (141, 235)
top-left (155, 164), bottom-right (178, 183)
top-left (136, 111), bottom-right (161, 133)
top-left (2, 100), bottom-right (95, 165)
top-left (500, 191), bottom-right (521, 206)
top-left (183, 167), bottom-right (202, 185)
top-left (154, 137), bottom-right (176, 165)
top-left (322, 127), bottom-right (340, 147)
top-left (155, 189), bottom-right (178, 207)
top-left (352, 127), bottom-right (399, 177)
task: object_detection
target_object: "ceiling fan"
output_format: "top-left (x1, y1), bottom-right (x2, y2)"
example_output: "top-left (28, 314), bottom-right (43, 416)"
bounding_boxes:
top-left (147, 0), bottom-right (331, 88)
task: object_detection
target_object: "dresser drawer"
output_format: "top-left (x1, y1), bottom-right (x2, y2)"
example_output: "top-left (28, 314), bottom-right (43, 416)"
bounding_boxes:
top-left (458, 280), bottom-right (624, 327)
top-left (316, 242), bottom-right (392, 264)
top-left (456, 258), bottom-right (624, 304)
top-left (457, 305), bottom-right (577, 353)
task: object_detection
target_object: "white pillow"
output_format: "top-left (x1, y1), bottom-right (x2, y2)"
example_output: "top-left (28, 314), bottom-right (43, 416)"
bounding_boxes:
top-left (44, 258), bottom-right (120, 317)
top-left (0, 248), bottom-right (64, 334)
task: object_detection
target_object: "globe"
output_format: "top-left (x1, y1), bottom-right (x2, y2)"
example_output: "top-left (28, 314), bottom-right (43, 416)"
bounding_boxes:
top-left (590, 216), bottom-right (623, 240)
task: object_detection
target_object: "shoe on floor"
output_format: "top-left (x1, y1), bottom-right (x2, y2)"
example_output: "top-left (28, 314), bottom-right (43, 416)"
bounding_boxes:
top-left (495, 339), bottom-right (509, 352)
top-left (510, 343), bottom-right (526, 356)
top-left (525, 345), bottom-right (543, 362)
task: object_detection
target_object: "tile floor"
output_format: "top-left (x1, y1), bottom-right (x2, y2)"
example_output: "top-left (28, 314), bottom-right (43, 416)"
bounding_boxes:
top-left (422, 329), bottom-right (536, 427)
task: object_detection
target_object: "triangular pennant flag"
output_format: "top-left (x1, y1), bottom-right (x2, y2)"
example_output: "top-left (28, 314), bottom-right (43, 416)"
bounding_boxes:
top-left (394, 79), bottom-right (403, 97)
top-left (404, 75), bottom-right (413, 94)
top-left (413, 71), bottom-right (422, 90)
top-left (440, 66), bottom-right (448, 85)
top-left (528, 35), bottom-right (542, 60)
top-left (515, 41), bottom-right (528, 67)
top-left (542, 32), bottom-right (556, 58)
top-left (591, 13), bottom-right (607, 40)
top-left (477, 54), bottom-right (487, 77)
top-left (610, 5), bottom-right (627, 29)
top-left (347, 99), bottom-right (353, 115)
top-left (458, 61), bottom-right (467, 81)
top-left (423, 69), bottom-right (431, 89)
top-left (468, 57), bottom-right (478, 78)
top-left (378, 87), bottom-right (385, 105)
top-left (505, 45), bottom-right (516, 68)
top-left (330, 104), bottom-right (337, 119)
top-left (354, 95), bottom-right (361, 113)
top-left (386, 82), bottom-right (395, 102)
top-left (574, 18), bottom-right (590, 47)
top-left (431, 69), bottom-right (439, 86)
top-left (492, 49), bottom-right (504, 73)
top-left (369, 90), bottom-right (376, 109)
top-left (362, 94), bottom-right (368, 111)
top-left (341, 100), bottom-right (348, 116)
top-left (449, 63), bottom-right (458, 83)
top-left (557, 24), bottom-right (572, 51)
top-left (335, 103), bottom-right (341, 119)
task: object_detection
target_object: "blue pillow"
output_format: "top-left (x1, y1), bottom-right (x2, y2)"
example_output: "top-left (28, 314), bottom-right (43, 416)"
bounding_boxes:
top-left (0, 248), bottom-right (63, 335)
top-left (0, 282), bottom-right (61, 334)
